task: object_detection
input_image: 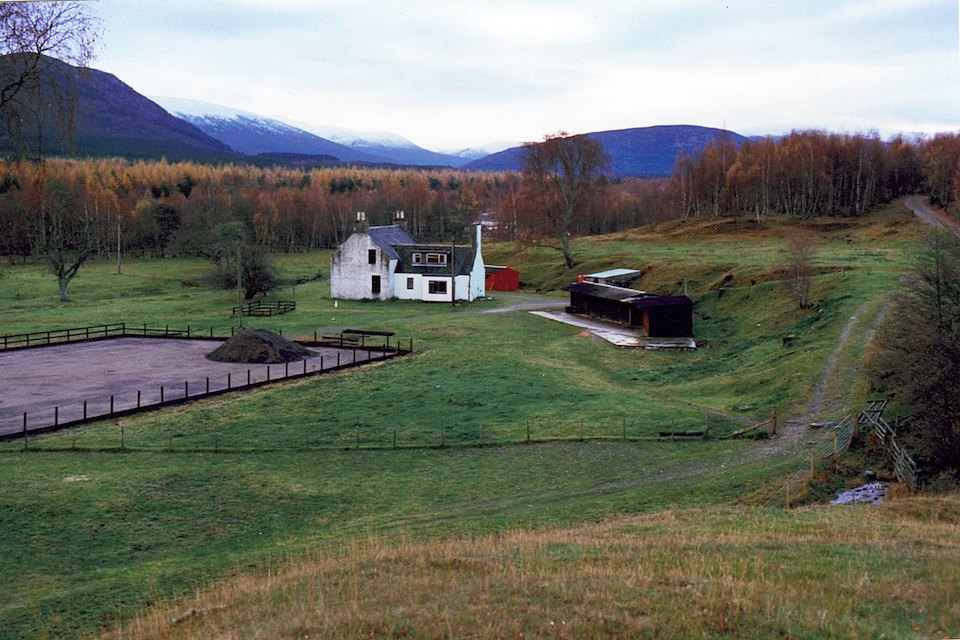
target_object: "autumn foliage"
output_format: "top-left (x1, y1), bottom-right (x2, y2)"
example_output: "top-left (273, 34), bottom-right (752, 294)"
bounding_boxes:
top-left (1, 130), bottom-right (959, 265)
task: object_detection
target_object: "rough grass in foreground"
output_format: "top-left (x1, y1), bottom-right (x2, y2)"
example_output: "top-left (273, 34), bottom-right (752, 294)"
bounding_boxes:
top-left (107, 494), bottom-right (960, 640)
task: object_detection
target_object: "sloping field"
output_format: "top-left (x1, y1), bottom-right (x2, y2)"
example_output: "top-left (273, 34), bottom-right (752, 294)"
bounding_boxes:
top-left (106, 495), bottom-right (960, 639)
top-left (0, 201), bottom-right (933, 638)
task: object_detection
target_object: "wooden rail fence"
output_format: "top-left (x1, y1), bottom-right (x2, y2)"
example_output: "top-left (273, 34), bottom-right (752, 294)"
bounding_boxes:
top-left (231, 300), bottom-right (295, 317)
top-left (769, 398), bottom-right (919, 507)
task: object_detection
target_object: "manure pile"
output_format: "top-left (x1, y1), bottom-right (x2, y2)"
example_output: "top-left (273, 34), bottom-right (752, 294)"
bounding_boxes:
top-left (206, 329), bottom-right (316, 364)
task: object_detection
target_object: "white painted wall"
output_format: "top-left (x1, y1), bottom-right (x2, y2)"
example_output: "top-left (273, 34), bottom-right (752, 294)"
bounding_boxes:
top-left (330, 233), bottom-right (394, 300)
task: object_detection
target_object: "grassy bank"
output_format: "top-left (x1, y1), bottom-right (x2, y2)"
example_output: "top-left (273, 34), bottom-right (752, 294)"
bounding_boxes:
top-left (108, 495), bottom-right (960, 639)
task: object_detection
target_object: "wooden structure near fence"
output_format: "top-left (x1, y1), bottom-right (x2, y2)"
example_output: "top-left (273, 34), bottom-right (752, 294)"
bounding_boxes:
top-left (730, 409), bottom-right (777, 438)
top-left (772, 398), bottom-right (919, 508)
top-left (231, 300), bottom-right (295, 317)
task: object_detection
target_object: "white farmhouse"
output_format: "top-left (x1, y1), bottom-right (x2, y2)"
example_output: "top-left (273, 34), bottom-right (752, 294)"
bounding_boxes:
top-left (330, 212), bottom-right (485, 302)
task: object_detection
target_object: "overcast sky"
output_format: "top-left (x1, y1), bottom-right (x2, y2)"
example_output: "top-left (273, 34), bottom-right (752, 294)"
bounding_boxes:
top-left (91, 0), bottom-right (960, 151)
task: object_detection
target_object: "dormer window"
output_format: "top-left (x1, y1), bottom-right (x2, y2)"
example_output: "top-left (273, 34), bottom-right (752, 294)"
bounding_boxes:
top-left (411, 252), bottom-right (447, 266)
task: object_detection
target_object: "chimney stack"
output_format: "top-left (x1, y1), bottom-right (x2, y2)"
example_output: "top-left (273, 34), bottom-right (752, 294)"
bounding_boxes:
top-left (393, 210), bottom-right (406, 230)
top-left (355, 211), bottom-right (367, 232)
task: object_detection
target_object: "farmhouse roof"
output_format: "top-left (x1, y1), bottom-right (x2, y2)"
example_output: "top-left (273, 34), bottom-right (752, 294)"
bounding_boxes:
top-left (394, 244), bottom-right (477, 276)
top-left (366, 225), bottom-right (417, 261)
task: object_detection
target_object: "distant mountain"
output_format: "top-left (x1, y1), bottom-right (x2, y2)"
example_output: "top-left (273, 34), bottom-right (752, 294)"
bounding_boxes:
top-left (441, 141), bottom-right (521, 162)
top-left (287, 120), bottom-right (469, 167)
top-left (154, 97), bottom-right (393, 163)
top-left (463, 125), bottom-right (749, 178)
top-left (0, 55), bottom-right (235, 161)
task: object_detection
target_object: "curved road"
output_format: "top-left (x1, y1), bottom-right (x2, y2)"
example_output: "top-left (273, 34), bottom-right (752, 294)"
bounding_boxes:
top-left (905, 195), bottom-right (960, 239)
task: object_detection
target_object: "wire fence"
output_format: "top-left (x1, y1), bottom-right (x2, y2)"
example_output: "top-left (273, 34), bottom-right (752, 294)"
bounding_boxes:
top-left (7, 412), bottom-right (746, 454)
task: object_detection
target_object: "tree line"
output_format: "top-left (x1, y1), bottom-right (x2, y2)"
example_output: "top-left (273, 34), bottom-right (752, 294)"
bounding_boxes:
top-left (666, 130), bottom-right (948, 221)
top-left (2, 130), bottom-right (959, 269)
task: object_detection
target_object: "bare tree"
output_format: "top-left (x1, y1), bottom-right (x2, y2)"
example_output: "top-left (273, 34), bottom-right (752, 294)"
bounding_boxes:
top-left (0, 2), bottom-right (100, 157)
top-left (0, 2), bottom-right (99, 107)
top-left (521, 132), bottom-right (609, 269)
top-left (785, 232), bottom-right (817, 308)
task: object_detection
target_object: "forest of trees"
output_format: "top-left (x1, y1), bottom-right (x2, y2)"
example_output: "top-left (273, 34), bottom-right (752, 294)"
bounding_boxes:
top-left (1, 130), bottom-right (960, 267)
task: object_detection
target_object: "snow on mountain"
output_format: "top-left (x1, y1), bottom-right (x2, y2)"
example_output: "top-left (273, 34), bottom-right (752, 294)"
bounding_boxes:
top-left (287, 120), bottom-right (418, 149)
top-left (154, 97), bottom-right (469, 166)
top-left (441, 141), bottom-right (522, 161)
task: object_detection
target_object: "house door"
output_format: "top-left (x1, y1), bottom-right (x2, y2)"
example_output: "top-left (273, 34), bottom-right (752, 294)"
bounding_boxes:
top-left (371, 275), bottom-right (381, 295)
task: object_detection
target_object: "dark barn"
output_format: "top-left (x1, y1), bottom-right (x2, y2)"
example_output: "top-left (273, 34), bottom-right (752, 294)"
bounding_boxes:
top-left (485, 265), bottom-right (520, 291)
top-left (565, 282), bottom-right (693, 338)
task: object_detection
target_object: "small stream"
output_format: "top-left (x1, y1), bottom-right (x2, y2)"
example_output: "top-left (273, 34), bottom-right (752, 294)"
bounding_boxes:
top-left (831, 481), bottom-right (889, 505)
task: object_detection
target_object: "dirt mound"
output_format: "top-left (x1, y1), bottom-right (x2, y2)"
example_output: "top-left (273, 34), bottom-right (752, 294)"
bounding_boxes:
top-left (206, 329), bottom-right (315, 364)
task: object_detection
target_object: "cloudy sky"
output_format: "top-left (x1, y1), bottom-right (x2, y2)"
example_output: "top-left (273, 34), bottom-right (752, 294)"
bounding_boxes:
top-left (91, 0), bottom-right (959, 151)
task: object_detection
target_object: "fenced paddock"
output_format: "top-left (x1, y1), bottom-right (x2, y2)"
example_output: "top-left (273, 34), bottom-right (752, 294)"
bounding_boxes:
top-left (0, 326), bottom-right (411, 439)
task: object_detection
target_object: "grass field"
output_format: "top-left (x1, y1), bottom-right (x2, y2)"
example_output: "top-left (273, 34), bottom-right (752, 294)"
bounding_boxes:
top-left (0, 201), bottom-right (941, 638)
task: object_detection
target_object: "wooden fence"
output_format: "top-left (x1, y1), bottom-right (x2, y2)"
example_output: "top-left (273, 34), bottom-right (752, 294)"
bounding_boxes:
top-left (0, 323), bottom-right (414, 440)
top-left (767, 398), bottom-right (919, 507)
top-left (231, 300), bottom-right (296, 317)
top-left (858, 399), bottom-right (918, 491)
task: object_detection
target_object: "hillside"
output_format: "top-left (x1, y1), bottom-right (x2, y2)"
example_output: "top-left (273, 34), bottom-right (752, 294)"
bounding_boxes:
top-left (0, 202), bottom-right (933, 639)
top-left (0, 55), bottom-right (236, 161)
top-left (464, 125), bottom-right (749, 177)
top-left (104, 496), bottom-right (960, 639)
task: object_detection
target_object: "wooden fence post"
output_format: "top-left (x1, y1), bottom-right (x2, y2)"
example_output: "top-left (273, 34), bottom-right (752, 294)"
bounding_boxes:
top-left (83, 400), bottom-right (87, 420)
top-left (852, 413), bottom-right (859, 441)
top-left (22, 413), bottom-right (27, 450)
top-left (769, 409), bottom-right (777, 436)
top-left (121, 423), bottom-right (125, 449)
top-left (110, 395), bottom-right (115, 414)
top-left (440, 429), bottom-right (445, 448)
top-left (54, 406), bottom-right (59, 427)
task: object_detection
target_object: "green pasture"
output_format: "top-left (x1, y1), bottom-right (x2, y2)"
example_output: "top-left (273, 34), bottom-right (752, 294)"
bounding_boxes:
top-left (0, 202), bottom-right (928, 638)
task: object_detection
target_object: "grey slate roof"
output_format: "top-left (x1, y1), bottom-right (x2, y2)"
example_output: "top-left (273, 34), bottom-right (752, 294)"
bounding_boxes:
top-left (394, 244), bottom-right (477, 276)
top-left (366, 225), bottom-right (417, 261)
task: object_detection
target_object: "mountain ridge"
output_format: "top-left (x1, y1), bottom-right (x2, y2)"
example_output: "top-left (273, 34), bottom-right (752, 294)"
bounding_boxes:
top-left (1, 55), bottom-right (754, 176)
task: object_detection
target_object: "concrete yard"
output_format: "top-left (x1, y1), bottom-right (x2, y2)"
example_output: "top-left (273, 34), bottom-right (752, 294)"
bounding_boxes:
top-left (0, 337), bottom-right (382, 437)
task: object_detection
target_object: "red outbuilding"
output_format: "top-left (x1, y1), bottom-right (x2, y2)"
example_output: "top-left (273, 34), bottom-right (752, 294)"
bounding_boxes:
top-left (485, 265), bottom-right (520, 291)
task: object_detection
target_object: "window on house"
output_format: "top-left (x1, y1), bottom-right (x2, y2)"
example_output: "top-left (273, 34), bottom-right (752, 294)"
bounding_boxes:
top-left (368, 249), bottom-right (377, 264)
top-left (412, 252), bottom-right (422, 264)
top-left (371, 275), bottom-right (381, 294)
top-left (428, 280), bottom-right (447, 295)
top-left (425, 252), bottom-right (447, 265)
top-left (406, 277), bottom-right (414, 290)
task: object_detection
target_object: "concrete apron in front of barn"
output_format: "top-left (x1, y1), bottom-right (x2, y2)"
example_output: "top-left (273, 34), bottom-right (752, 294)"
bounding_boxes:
top-left (530, 311), bottom-right (696, 349)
